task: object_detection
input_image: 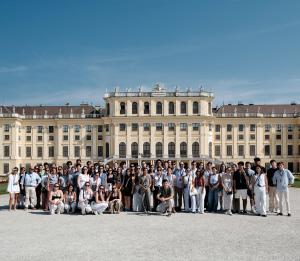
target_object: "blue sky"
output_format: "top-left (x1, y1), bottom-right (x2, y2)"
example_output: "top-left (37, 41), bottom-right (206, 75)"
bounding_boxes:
top-left (0, 0), bottom-right (299, 106)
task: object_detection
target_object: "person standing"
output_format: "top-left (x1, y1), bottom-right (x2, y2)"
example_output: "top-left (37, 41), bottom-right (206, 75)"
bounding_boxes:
top-left (174, 162), bottom-right (185, 212)
top-left (139, 167), bottom-right (152, 212)
top-left (252, 166), bottom-right (268, 217)
top-left (195, 170), bottom-right (206, 214)
top-left (222, 167), bottom-right (233, 215)
top-left (245, 161), bottom-right (255, 213)
top-left (233, 162), bottom-right (249, 214)
top-left (20, 166), bottom-right (41, 210)
top-left (208, 167), bottom-right (220, 213)
top-left (272, 162), bottom-right (295, 216)
top-left (7, 167), bottom-right (20, 211)
top-left (204, 162), bottom-right (213, 210)
top-left (267, 160), bottom-right (279, 213)
top-left (18, 167), bottom-right (26, 209)
top-left (153, 167), bottom-right (163, 210)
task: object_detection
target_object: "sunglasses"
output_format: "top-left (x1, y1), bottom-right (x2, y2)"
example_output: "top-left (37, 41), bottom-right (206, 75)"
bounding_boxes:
top-left (55, 186), bottom-right (59, 188)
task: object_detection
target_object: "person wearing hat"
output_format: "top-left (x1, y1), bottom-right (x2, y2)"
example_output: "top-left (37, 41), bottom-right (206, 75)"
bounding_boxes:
top-left (233, 161), bottom-right (249, 214)
top-left (20, 166), bottom-right (42, 210)
top-left (272, 162), bottom-right (295, 216)
top-left (156, 179), bottom-right (174, 216)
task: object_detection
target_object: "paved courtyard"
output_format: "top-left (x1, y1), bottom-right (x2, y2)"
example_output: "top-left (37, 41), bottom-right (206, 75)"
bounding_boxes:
top-left (0, 189), bottom-right (299, 261)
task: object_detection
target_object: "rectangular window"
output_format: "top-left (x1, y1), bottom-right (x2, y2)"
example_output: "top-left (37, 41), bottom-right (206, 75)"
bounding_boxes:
top-left (74, 146), bottom-right (80, 157)
top-left (288, 162), bottom-right (294, 172)
top-left (26, 136), bottom-right (31, 142)
top-left (227, 134), bottom-right (232, 141)
top-left (4, 135), bottom-right (10, 141)
top-left (26, 126), bottom-right (32, 133)
top-left (63, 146), bottom-right (69, 157)
top-left (215, 124), bottom-right (221, 132)
top-left (48, 146), bottom-right (54, 157)
top-left (98, 146), bottom-right (103, 157)
top-left (226, 145), bottom-right (232, 156)
top-left (37, 126), bottom-right (43, 133)
top-left (209, 124), bottom-right (212, 131)
top-left (192, 123), bottom-right (199, 131)
top-left (26, 147), bottom-right (31, 157)
top-left (37, 147), bottom-right (43, 158)
top-left (265, 124), bottom-right (271, 132)
top-left (143, 123), bottom-right (150, 131)
top-left (119, 124), bottom-right (126, 131)
top-left (180, 123), bottom-right (187, 131)
top-left (287, 124), bottom-right (293, 132)
top-left (250, 145), bottom-right (256, 156)
top-left (288, 134), bottom-right (293, 140)
top-left (265, 135), bottom-right (270, 140)
top-left (98, 125), bottom-right (103, 132)
top-left (4, 124), bottom-right (10, 132)
top-left (215, 145), bottom-right (221, 157)
top-left (215, 134), bottom-right (220, 140)
top-left (264, 145), bottom-right (270, 156)
top-left (37, 136), bottom-right (43, 142)
top-left (63, 135), bottom-right (68, 141)
top-left (18, 146), bottom-right (21, 157)
top-left (63, 125), bottom-right (69, 133)
top-left (132, 123), bottom-right (138, 131)
top-left (288, 145), bottom-right (293, 156)
top-left (168, 123), bottom-right (175, 131)
top-left (49, 135), bottom-right (54, 141)
top-left (75, 135), bottom-right (80, 141)
top-left (3, 163), bottom-right (9, 174)
top-left (49, 126), bottom-right (54, 133)
top-left (86, 146), bottom-right (92, 157)
top-left (250, 124), bottom-right (256, 132)
top-left (227, 124), bottom-right (232, 132)
top-left (86, 135), bottom-right (92, 141)
top-left (105, 125), bottom-right (109, 132)
top-left (4, 146), bottom-right (10, 157)
top-left (97, 135), bottom-right (102, 141)
top-left (156, 123), bottom-right (163, 131)
top-left (86, 125), bottom-right (92, 133)
top-left (238, 134), bottom-right (244, 140)
top-left (238, 145), bottom-right (244, 157)
top-left (276, 145), bottom-right (282, 156)
top-left (276, 134), bottom-right (281, 140)
top-left (238, 124), bottom-right (244, 132)
top-left (276, 124), bottom-right (282, 132)
top-left (250, 134), bottom-right (256, 140)
top-left (74, 125), bottom-right (81, 133)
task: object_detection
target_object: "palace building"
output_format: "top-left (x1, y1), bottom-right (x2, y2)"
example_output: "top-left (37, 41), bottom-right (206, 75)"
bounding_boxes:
top-left (0, 83), bottom-right (299, 173)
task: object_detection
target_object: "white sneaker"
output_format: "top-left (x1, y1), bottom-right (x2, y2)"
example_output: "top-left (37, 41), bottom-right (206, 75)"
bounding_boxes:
top-left (94, 211), bottom-right (99, 215)
top-left (81, 209), bottom-right (86, 215)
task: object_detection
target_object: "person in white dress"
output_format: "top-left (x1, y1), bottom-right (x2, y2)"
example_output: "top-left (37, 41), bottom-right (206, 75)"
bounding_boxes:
top-left (7, 167), bottom-right (20, 211)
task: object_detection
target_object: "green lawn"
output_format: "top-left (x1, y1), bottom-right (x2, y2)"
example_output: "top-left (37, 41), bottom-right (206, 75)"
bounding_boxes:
top-left (0, 183), bottom-right (7, 195)
top-left (293, 177), bottom-right (300, 188)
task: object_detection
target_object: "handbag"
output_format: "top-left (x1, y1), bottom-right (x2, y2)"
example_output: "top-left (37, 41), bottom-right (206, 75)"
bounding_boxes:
top-left (190, 188), bottom-right (198, 196)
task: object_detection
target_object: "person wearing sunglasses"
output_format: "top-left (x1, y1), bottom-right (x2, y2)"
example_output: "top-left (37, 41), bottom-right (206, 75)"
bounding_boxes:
top-left (7, 167), bottom-right (20, 211)
top-left (48, 183), bottom-right (64, 215)
top-left (91, 185), bottom-right (108, 215)
top-left (64, 184), bottom-right (77, 214)
top-left (78, 182), bottom-right (93, 215)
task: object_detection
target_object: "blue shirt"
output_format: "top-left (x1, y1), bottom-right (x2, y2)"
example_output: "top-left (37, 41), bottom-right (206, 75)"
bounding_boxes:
top-left (21, 172), bottom-right (41, 187)
top-left (272, 169), bottom-right (294, 192)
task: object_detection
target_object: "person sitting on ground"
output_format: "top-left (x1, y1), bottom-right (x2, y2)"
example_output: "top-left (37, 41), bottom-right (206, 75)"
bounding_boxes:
top-left (91, 185), bottom-right (109, 215)
top-left (156, 179), bottom-right (174, 216)
top-left (48, 183), bottom-right (64, 215)
top-left (78, 182), bottom-right (93, 215)
top-left (64, 184), bottom-right (77, 214)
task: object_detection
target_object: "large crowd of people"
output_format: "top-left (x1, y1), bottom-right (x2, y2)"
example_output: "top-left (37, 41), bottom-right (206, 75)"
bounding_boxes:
top-left (4, 157), bottom-right (295, 217)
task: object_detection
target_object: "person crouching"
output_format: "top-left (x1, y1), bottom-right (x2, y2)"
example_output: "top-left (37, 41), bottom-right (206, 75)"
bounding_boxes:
top-left (78, 182), bottom-right (93, 215)
top-left (156, 179), bottom-right (174, 216)
top-left (48, 183), bottom-right (64, 215)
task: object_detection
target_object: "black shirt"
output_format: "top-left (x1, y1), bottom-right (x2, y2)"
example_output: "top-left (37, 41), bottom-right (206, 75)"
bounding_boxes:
top-left (233, 170), bottom-right (248, 190)
top-left (267, 168), bottom-right (277, 187)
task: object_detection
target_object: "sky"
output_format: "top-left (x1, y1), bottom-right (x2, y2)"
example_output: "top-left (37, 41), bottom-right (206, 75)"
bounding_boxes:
top-left (0, 0), bottom-right (300, 107)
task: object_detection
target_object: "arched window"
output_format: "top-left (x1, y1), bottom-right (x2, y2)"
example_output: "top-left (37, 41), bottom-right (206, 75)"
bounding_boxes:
top-left (132, 102), bottom-right (138, 114)
top-left (156, 142), bottom-right (163, 158)
top-left (106, 103), bottom-right (110, 116)
top-left (168, 142), bottom-right (175, 158)
top-left (156, 102), bottom-right (162, 114)
top-left (105, 142), bottom-right (110, 158)
top-left (143, 142), bottom-right (150, 158)
top-left (119, 142), bottom-right (126, 158)
top-left (180, 142), bottom-right (187, 157)
top-left (131, 142), bottom-right (138, 158)
top-left (168, 102), bottom-right (175, 114)
top-left (192, 142), bottom-right (199, 157)
top-left (193, 101), bottom-right (199, 114)
top-left (180, 101), bottom-right (186, 114)
top-left (144, 102), bottom-right (150, 114)
top-left (120, 102), bottom-right (126, 115)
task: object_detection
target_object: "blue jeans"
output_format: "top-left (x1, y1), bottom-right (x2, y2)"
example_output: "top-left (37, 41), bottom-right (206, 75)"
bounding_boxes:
top-left (208, 188), bottom-right (218, 212)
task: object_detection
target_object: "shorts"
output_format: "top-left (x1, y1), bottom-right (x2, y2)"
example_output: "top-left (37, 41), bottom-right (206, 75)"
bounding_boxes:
top-left (235, 189), bottom-right (247, 200)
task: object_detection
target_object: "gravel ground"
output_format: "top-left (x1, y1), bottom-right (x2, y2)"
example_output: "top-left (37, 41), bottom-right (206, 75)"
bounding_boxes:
top-left (0, 189), bottom-right (299, 261)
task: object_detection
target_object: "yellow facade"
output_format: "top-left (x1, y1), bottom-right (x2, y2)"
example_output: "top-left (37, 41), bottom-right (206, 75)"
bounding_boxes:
top-left (0, 84), bottom-right (299, 173)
